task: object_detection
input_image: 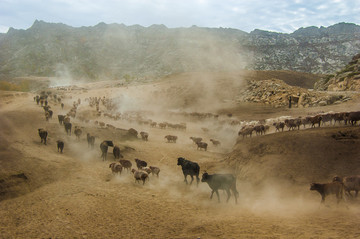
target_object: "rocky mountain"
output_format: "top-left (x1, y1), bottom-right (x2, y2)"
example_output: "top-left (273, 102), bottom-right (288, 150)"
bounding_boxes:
top-left (1, 20), bottom-right (360, 81)
top-left (314, 53), bottom-right (360, 91)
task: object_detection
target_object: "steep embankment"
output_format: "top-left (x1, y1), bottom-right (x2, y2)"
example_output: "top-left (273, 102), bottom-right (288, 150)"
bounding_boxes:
top-left (315, 53), bottom-right (360, 91)
top-left (226, 126), bottom-right (360, 185)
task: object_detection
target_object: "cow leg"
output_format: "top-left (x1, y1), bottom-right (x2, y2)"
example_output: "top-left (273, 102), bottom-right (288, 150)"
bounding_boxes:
top-left (226, 189), bottom-right (231, 203)
top-left (232, 189), bottom-right (238, 204)
top-left (184, 175), bottom-right (188, 184)
top-left (189, 175), bottom-right (194, 185)
top-left (210, 190), bottom-right (215, 200)
top-left (321, 194), bottom-right (325, 203)
top-left (215, 190), bottom-right (220, 203)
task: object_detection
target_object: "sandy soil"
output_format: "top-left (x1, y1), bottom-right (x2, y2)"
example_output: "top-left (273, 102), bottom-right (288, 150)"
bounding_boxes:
top-left (1, 79), bottom-right (360, 238)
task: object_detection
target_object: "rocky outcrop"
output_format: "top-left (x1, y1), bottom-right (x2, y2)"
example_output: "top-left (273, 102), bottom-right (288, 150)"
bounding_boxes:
top-left (314, 53), bottom-right (360, 91)
top-left (1, 21), bottom-right (360, 80)
top-left (240, 78), bottom-right (352, 108)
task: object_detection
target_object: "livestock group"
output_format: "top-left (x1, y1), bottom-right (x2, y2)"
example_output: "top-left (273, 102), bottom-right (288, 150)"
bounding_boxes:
top-left (32, 90), bottom-right (360, 205)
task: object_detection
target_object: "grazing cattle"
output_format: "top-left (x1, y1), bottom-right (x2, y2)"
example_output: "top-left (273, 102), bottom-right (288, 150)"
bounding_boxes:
top-left (47, 110), bottom-right (53, 119)
top-left (135, 158), bottom-right (147, 169)
top-left (38, 129), bottom-right (48, 145)
top-left (310, 182), bottom-right (344, 204)
top-left (238, 126), bottom-right (254, 138)
top-left (158, 123), bottom-right (167, 129)
top-left (140, 131), bottom-right (149, 141)
top-left (113, 146), bottom-right (124, 159)
top-left (87, 133), bottom-right (95, 149)
top-left (201, 172), bottom-right (239, 204)
top-left (273, 122), bottom-right (285, 132)
top-left (100, 140), bottom-right (114, 161)
top-left (333, 112), bottom-right (350, 125)
top-left (210, 139), bottom-right (221, 146)
top-left (64, 122), bottom-right (72, 135)
top-left (58, 115), bottom-right (65, 125)
top-left (254, 125), bottom-right (265, 135)
top-left (109, 163), bottom-right (123, 175)
top-left (127, 128), bottom-right (138, 138)
top-left (165, 135), bottom-right (177, 143)
top-left (119, 159), bottom-right (132, 172)
top-left (177, 157), bottom-right (200, 185)
top-left (140, 167), bottom-right (152, 174)
top-left (196, 141), bottom-right (208, 151)
top-left (333, 175), bottom-right (360, 197)
top-left (284, 118), bottom-right (301, 130)
top-left (74, 127), bottom-right (82, 140)
top-left (307, 115), bottom-right (322, 128)
top-left (348, 111), bottom-right (360, 125)
top-left (45, 111), bottom-right (50, 121)
top-left (131, 169), bottom-right (149, 185)
top-left (321, 113), bottom-right (333, 126)
top-left (56, 140), bottom-right (64, 153)
top-left (149, 166), bottom-right (160, 177)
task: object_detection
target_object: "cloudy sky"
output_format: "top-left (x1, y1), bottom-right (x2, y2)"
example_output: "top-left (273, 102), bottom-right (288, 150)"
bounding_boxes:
top-left (0, 0), bottom-right (359, 34)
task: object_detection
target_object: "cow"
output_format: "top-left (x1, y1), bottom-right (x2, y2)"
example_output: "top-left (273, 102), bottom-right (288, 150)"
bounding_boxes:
top-left (177, 157), bottom-right (200, 186)
top-left (64, 122), bottom-right (72, 136)
top-left (74, 126), bottom-right (82, 140)
top-left (38, 129), bottom-right (48, 145)
top-left (306, 115), bottom-right (322, 128)
top-left (140, 131), bottom-right (149, 141)
top-left (100, 140), bottom-right (114, 161)
top-left (135, 158), bottom-right (147, 169)
top-left (113, 146), bottom-right (124, 159)
top-left (348, 111), bottom-right (360, 125)
top-left (201, 172), bottom-right (239, 204)
top-left (310, 181), bottom-right (344, 204)
top-left (238, 126), bottom-right (254, 138)
top-left (56, 140), bottom-right (64, 153)
top-left (273, 122), bottom-right (285, 132)
top-left (58, 115), bottom-right (66, 125)
top-left (196, 141), bottom-right (208, 151)
top-left (333, 175), bottom-right (360, 198)
top-left (87, 133), bottom-right (95, 149)
top-left (165, 135), bottom-right (177, 143)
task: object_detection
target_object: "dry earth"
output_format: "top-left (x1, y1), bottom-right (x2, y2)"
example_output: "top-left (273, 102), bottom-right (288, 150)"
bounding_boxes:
top-left (1, 76), bottom-right (360, 238)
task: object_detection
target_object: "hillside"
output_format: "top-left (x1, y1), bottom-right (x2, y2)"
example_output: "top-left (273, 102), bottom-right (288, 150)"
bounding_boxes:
top-left (1, 79), bottom-right (360, 238)
top-left (1, 21), bottom-right (360, 81)
top-left (315, 53), bottom-right (360, 91)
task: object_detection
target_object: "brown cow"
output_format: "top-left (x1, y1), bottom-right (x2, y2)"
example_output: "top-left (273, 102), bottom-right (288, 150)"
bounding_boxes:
top-left (310, 181), bottom-right (344, 204)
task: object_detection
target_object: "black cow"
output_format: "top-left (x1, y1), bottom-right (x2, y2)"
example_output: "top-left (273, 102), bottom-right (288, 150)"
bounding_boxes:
top-left (310, 182), bottom-right (344, 204)
top-left (113, 146), bottom-right (124, 159)
top-left (58, 115), bottom-right (65, 125)
top-left (57, 140), bottom-right (64, 153)
top-left (135, 158), bottom-right (147, 169)
top-left (64, 122), bottom-right (72, 135)
top-left (201, 172), bottom-right (239, 203)
top-left (38, 128), bottom-right (48, 145)
top-left (87, 133), bottom-right (95, 149)
top-left (177, 157), bottom-right (200, 185)
top-left (100, 140), bottom-right (114, 161)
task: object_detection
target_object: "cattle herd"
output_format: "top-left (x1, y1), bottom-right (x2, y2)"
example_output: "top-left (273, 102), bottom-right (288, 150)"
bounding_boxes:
top-left (33, 91), bottom-right (360, 205)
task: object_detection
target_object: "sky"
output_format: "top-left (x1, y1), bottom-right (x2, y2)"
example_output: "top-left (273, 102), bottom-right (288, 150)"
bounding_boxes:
top-left (0, 0), bottom-right (359, 34)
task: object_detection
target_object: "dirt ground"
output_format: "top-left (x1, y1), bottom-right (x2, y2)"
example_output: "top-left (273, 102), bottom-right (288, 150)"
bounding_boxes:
top-left (1, 77), bottom-right (360, 238)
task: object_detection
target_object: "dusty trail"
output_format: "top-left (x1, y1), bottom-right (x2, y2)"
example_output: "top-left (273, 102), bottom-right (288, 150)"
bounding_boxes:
top-left (1, 88), bottom-right (360, 238)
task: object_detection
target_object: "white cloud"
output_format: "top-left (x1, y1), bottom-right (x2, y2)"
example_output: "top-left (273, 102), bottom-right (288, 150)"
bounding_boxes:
top-left (0, 0), bottom-right (358, 33)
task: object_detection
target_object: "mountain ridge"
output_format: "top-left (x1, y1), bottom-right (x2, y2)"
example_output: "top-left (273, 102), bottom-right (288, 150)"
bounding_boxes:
top-left (1, 20), bottom-right (360, 81)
